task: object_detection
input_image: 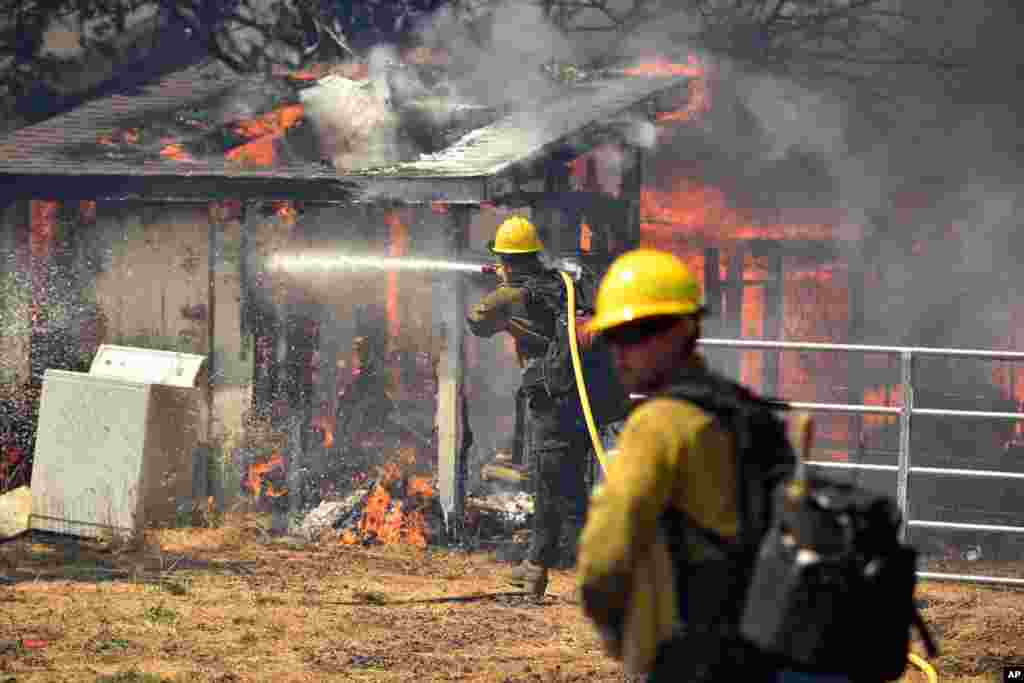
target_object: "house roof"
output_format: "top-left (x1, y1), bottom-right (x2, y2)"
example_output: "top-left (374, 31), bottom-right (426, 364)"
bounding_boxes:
top-left (0, 59), bottom-right (690, 204)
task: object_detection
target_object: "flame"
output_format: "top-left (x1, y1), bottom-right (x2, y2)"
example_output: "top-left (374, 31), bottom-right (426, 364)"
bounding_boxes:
top-left (619, 55), bottom-right (713, 129)
top-left (226, 104), bottom-right (305, 166)
top-left (312, 414), bottom-right (335, 449)
top-left (657, 74), bottom-right (711, 124)
top-left (640, 178), bottom-right (842, 243)
top-left (226, 139), bottom-right (275, 166)
top-left (30, 201), bottom-right (58, 260)
top-left (245, 451), bottom-right (285, 498)
top-left (96, 128), bottom-right (140, 146)
top-left (622, 55), bottom-right (704, 77)
top-left (233, 105), bottom-right (305, 139)
top-left (407, 476), bottom-right (434, 498)
top-left (273, 201), bottom-right (298, 225)
top-left (339, 458), bottom-right (433, 548)
top-left (580, 221), bottom-right (592, 252)
top-left (384, 211), bottom-right (408, 342)
top-left (160, 144), bottom-right (192, 161)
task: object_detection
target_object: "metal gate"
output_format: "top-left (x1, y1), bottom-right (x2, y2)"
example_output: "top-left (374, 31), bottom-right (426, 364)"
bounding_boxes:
top-left (698, 337), bottom-right (1024, 587)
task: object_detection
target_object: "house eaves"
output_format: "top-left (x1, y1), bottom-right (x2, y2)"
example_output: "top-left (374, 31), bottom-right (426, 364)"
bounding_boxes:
top-left (0, 61), bottom-right (689, 204)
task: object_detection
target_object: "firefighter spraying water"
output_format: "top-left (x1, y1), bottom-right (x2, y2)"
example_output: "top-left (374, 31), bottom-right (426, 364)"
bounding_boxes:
top-left (267, 218), bottom-right (630, 598)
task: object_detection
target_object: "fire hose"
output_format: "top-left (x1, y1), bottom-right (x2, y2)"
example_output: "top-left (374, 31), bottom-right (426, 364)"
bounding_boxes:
top-left (557, 270), bottom-right (939, 683)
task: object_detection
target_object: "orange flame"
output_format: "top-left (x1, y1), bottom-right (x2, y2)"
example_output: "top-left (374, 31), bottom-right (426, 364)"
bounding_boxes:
top-left (160, 144), bottom-right (192, 161)
top-left (640, 178), bottom-right (843, 243)
top-left (622, 56), bottom-right (704, 77)
top-left (339, 459), bottom-right (433, 548)
top-left (657, 74), bottom-right (711, 124)
top-left (384, 211), bottom-right (408, 342)
top-left (233, 105), bottom-right (305, 139)
top-left (226, 104), bottom-right (305, 166)
top-left (245, 451), bottom-right (285, 498)
top-left (312, 414), bottom-right (335, 449)
top-left (619, 55), bottom-right (712, 128)
top-left (273, 201), bottom-right (298, 225)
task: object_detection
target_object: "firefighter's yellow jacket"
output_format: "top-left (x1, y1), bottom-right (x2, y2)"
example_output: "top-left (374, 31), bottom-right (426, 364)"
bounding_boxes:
top-left (576, 355), bottom-right (739, 675)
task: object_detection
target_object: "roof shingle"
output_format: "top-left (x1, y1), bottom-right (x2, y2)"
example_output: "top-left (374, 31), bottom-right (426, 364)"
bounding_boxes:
top-left (0, 60), bottom-right (690, 203)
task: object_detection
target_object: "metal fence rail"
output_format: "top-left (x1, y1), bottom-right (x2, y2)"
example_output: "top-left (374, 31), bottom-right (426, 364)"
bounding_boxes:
top-left (698, 337), bottom-right (1024, 587)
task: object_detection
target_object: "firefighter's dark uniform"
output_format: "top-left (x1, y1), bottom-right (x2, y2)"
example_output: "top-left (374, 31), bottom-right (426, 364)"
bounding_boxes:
top-left (467, 266), bottom-right (590, 570)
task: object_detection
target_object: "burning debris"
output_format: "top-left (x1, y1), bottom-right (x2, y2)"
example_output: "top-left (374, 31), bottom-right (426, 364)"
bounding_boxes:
top-left (245, 451), bottom-right (288, 502)
top-left (296, 447), bottom-right (441, 548)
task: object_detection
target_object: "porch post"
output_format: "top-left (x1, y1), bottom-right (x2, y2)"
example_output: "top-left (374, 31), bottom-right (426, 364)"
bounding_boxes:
top-left (722, 246), bottom-right (746, 381)
top-left (435, 206), bottom-right (470, 541)
top-left (759, 241), bottom-right (784, 397)
top-left (620, 146), bottom-right (645, 251)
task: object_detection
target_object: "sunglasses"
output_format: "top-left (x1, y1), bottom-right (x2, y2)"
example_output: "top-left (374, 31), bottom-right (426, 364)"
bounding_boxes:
top-left (602, 317), bottom-right (683, 347)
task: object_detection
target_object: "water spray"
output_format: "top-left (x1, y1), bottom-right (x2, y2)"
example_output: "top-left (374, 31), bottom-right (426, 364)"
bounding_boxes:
top-left (267, 252), bottom-right (498, 276)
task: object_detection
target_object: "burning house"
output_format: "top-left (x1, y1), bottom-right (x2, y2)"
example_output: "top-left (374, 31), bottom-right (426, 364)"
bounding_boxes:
top-left (0, 43), bottom-right (1022, 568)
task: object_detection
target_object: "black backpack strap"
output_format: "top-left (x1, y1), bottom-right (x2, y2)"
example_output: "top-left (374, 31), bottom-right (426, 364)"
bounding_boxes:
top-left (659, 370), bottom-right (794, 549)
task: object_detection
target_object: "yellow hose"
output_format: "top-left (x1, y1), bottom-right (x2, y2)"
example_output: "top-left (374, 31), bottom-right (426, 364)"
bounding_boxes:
top-left (560, 271), bottom-right (937, 682)
top-left (559, 270), bottom-right (609, 475)
top-left (908, 652), bottom-right (938, 683)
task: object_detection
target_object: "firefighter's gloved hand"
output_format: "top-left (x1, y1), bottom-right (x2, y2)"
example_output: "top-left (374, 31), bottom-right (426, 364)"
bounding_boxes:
top-left (575, 315), bottom-right (595, 351)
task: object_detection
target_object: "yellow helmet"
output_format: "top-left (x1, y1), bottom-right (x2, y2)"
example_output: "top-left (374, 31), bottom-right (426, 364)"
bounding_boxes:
top-left (489, 216), bottom-right (543, 254)
top-left (588, 248), bottom-right (703, 335)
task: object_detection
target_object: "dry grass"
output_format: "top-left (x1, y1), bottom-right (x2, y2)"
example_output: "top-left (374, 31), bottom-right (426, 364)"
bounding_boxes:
top-left (0, 514), bottom-right (1019, 683)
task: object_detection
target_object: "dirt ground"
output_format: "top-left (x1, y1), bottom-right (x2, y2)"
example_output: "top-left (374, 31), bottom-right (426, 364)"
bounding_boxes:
top-left (0, 515), bottom-right (1020, 683)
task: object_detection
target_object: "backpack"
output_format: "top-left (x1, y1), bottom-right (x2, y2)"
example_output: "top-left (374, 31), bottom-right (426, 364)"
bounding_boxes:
top-left (654, 369), bottom-right (936, 682)
top-left (739, 473), bottom-right (939, 681)
top-left (520, 269), bottom-right (631, 428)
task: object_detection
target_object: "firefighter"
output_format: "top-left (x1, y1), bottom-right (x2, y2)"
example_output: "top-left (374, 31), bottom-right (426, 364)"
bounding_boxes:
top-left (576, 248), bottom-right (852, 682)
top-left (467, 216), bottom-right (591, 597)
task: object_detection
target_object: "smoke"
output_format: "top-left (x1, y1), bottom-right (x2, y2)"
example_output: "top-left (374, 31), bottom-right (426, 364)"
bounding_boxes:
top-left (301, 2), bottom-right (1022, 385)
top-left (628, 2), bottom-right (1024, 353)
top-left (416, 2), bottom-right (574, 110)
